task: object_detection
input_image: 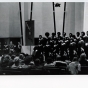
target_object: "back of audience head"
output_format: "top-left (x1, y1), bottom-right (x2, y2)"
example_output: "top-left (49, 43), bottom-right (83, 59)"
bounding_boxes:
top-left (24, 55), bottom-right (32, 65)
top-left (72, 57), bottom-right (78, 62)
top-left (78, 40), bottom-right (84, 47)
top-left (79, 53), bottom-right (86, 62)
top-left (19, 53), bottom-right (25, 60)
top-left (46, 57), bottom-right (52, 64)
top-left (11, 55), bottom-right (16, 60)
top-left (56, 55), bottom-right (61, 61)
top-left (14, 57), bottom-right (20, 66)
top-left (34, 59), bottom-right (40, 66)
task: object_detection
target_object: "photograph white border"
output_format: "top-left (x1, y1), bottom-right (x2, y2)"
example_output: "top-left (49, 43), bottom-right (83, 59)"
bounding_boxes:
top-left (0, 1), bottom-right (87, 88)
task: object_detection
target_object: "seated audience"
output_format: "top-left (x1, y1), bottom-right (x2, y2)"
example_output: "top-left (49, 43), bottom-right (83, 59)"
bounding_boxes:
top-left (2, 31), bottom-right (88, 75)
top-left (1, 55), bottom-right (12, 68)
top-left (79, 53), bottom-right (88, 66)
top-left (44, 57), bottom-right (55, 67)
top-left (67, 57), bottom-right (81, 75)
top-left (11, 57), bottom-right (20, 68)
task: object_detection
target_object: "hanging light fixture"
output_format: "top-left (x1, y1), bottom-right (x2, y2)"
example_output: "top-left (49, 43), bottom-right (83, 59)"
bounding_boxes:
top-left (55, 3), bottom-right (61, 7)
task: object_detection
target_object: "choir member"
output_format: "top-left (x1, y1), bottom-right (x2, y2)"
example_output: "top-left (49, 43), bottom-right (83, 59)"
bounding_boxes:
top-left (57, 32), bottom-right (62, 40)
top-left (38, 35), bottom-right (44, 45)
top-left (69, 33), bottom-right (73, 39)
top-left (43, 41), bottom-right (51, 61)
top-left (44, 32), bottom-right (50, 45)
top-left (63, 32), bottom-right (68, 40)
top-left (80, 32), bottom-right (85, 41)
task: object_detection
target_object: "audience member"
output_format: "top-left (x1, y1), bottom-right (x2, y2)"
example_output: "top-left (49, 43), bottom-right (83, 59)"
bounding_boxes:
top-left (68, 57), bottom-right (81, 75)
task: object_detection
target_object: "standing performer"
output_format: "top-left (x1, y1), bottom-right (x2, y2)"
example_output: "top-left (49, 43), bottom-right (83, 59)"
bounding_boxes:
top-left (63, 32), bottom-right (67, 40)
top-left (9, 41), bottom-right (15, 54)
top-left (17, 42), bottom-right (22, 53)
top-left (38, 35), bottom-right (44, 45)
top-left (43, 41), bottom-right (51, 61)
top-left (3, 42), bottom-right (9, 54)
top-left (57, 32), bottom-right (62, 40)
top-left (0, 42), bottom-right (2, 56)
top-left (50, 33), bottom-right (57, 58)
top-left (69, 33), bottom-right (73, 40)
top-left (44, 32), bottom-right (50, 45)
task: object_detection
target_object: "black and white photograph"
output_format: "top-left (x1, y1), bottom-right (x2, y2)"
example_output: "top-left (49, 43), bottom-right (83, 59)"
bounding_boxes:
top-left (0, 2), bottom-right (88, 75)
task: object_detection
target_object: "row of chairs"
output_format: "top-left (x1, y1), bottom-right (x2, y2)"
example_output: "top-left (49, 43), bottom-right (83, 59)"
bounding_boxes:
top-left (1, 63), bottom-right (88, 75)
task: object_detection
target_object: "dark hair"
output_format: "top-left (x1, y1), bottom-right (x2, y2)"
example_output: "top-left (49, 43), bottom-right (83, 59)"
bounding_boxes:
top-left (24, 56), bottom-right (32, 65)
top-left (72, 35), bottom-right (76, 39)
top-left (72, 57), bottom-right (78, 61)
top-left (39, 35), bottom-right (42, 38)
top-left (45, 32), bottom-right (49, 37)
top-left (46, 57), bottom-right (52, 64)
top-left (11, 55), bottom-right (16, 60)
top-left (57, 32), bottom-right (61, 35)
top-left (34, 59), bottom-right (40, 66)
top-left (52, 33), bottom-right (56, 36)
top-left (81, 32), bottom-right (85, 36)
top-left (69, 33), bottom-right (72, 36)
top-left (80, 53), bottom-right (86, 61)
top-left (76, 32), bottom-right (80, 35)
top-left (56, 55), bottom-right (61, 61)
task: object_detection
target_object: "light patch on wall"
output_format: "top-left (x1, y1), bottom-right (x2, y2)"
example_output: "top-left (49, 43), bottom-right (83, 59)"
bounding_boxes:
top-left (0, 2), bottom-right (21, 38)
top-left (83, 2), bottom-right (88, 33)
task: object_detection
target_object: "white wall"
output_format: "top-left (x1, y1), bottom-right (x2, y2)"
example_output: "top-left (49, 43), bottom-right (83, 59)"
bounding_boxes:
top-left (55, 2), bottom-right (64, 36)
top-left (32, 2), bottom-right (43, 37)
top-left (21, 2), bottom-right (84, 45)
top-left (83, 2), bottom-right (88, 33)
top-left (0, 2), bottom-right (84, 46)
top-left (65, 2), bottom-right (84, 36)
top-left (64, 2), bottom-right (75, 36)
top-left (75, 2), bottom-right (84, 34)
top-left (32, 2), bottom-right (55, 37)
top-left (22, 2), bottom-right (65, 38)
top-left (0, 2), bottom-right (21, 38)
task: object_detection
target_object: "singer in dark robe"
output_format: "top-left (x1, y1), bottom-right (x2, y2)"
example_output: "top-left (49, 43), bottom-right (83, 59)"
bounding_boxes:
top-left (44, 32), bottom-right (50, 45)
top-left (43, 41), bottom-right (51, 61)
top-left (63, 32), bottom-right (68, 40)
top-left (38, 35), bottom-right (44, 45)
top-left (69, 33), bottom-right (73, 40)
top-left (57, 32), bottom-right (62, 40)
top-left (80, 32), bottom-right (85, 41)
